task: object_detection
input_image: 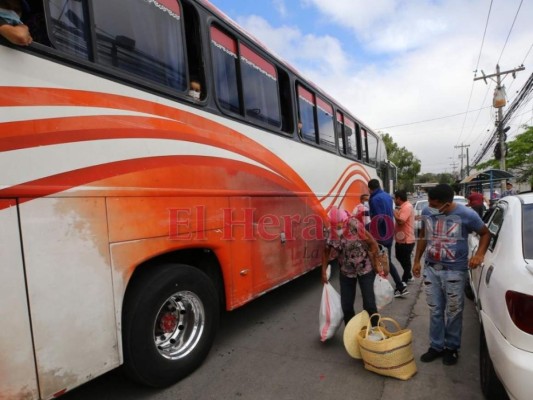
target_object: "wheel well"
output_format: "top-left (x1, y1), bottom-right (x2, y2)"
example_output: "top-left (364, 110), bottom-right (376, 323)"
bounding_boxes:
top-left (126, 248), bottom-right (226, 311)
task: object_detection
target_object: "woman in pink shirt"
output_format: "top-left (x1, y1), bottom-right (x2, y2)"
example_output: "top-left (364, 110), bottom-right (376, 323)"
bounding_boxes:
top-left (393, 190), bottom-right (416, 284)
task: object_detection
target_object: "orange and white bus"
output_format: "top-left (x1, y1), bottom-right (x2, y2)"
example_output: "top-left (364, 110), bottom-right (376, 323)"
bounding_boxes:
top-left (0, 1), bottom-right (396, 398)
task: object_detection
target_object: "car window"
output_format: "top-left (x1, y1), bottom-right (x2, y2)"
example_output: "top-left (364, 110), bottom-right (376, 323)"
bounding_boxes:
top-left (523, 204), bottom-right (533, 259)
top-left (415, 201), bottom-right (428, 211)
top-left (487, 207), bottom-right (504, 250)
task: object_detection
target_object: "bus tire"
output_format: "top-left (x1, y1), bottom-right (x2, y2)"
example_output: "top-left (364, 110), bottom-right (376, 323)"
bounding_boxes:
top-left (122, 263), bottom-right (219, 387)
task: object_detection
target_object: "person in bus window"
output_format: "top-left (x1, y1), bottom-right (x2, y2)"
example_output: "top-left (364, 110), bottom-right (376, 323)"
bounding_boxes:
top-left (0, 0), bottom-right (32, 46)
top-left (188, 80), bottom-right (201, 100)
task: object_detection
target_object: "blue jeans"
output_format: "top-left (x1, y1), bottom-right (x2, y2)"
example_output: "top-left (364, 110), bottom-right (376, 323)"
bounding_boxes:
top-left (339, 270), bottom-right (378, 326)
top-left (423, 266), bottom-right (468, 351)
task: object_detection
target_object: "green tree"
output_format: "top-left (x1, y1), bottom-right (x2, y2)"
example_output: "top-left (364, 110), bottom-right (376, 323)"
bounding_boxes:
top-left (381, 132), bottom-right (421, 191)
top-left (475, 126), bottom-right (533, 188)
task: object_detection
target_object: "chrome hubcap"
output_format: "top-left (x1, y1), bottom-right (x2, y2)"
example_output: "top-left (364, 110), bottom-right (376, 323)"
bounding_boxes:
top-left (154, 291), bottom-right (205, 360)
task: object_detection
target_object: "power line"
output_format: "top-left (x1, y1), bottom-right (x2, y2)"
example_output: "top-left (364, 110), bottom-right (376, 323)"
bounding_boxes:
top-left (376, 106), bottom-right (491, 130)
top-left (522, 42), bottom-right (533, 65)
top-left (458, 1), bottom-right (494, 147)
top-left (472, 71), bottom-right (533, 165)
top-left (474, 0), bottom-right (493, 74)
top-left (497, 0), bottom-right (524, 65)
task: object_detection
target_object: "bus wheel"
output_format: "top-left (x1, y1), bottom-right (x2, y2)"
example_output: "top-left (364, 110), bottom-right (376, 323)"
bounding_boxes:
top-left (122, 264), bottom-right (219, 387)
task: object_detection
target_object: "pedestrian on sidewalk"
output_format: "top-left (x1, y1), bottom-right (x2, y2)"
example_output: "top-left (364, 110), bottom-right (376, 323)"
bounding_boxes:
top-left (321, 206), bottom-right (380, 326)
top-left (467, 187), bottom-right (484, 217)
top-left (367, 179), bottom-right (408, 298)
top-left (393, 189), bottom-right (415, 285)
top-left (502, 181), bottom-right (518, 197)
top-left (413, 184), bottom-right (490, 366)
top-left (353, 193), bottom-right (371, 229)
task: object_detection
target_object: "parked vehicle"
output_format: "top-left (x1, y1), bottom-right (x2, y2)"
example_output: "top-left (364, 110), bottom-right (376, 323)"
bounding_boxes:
top-left (468, 193), bottom-right (533, 400)
top-left (414, 195), bottom-right (467, 235)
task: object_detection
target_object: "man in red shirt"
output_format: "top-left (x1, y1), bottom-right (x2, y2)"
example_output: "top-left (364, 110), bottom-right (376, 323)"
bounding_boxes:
top-left (467, 188), bottom-right (484, 217)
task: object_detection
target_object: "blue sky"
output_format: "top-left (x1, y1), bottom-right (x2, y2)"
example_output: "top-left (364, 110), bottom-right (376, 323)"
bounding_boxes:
top-left (207, 0), bottom-right (533, 175)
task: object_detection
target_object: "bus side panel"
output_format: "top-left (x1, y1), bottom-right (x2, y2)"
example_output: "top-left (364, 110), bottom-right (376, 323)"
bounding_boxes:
top-left (245, 196), bottom-right (307, 294)
top-left (19, 198), bottom-right (119, 399)
top-left (0, 200), bottom-right (39, 400)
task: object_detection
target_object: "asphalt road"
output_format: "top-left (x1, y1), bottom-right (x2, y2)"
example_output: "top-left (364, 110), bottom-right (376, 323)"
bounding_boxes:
top-left (61, 262), bottom-right (485, 400)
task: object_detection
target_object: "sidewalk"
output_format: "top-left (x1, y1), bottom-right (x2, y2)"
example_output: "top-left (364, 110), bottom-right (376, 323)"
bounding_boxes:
top-left (378, 277), bottom-right (484, 400)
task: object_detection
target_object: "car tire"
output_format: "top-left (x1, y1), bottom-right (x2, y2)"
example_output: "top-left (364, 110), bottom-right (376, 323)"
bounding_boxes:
top-left (464, 280), bottom-right (475, 301)
top-left (122, 263), bottom-right (219, 387)
top-left (480, 328), bottom-right (508, 400)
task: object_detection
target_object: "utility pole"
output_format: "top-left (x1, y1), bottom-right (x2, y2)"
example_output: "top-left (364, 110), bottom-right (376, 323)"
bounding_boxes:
top-left (449, 161), bottom-right (458, 179)
top-left (466, 147), bottom-right (470, 177)
top-left (455, 144), bottom-right (469, 179)
top-left (474, 64), bottom-right (525, 173)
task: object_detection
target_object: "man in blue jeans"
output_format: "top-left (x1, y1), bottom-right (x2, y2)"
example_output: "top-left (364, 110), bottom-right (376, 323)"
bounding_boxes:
top-left (413, 184), bottom-right (490, 365)
top-left (367, 179), bottom-right (408, 297)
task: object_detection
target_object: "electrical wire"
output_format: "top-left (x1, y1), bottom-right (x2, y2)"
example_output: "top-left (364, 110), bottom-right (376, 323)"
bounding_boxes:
top-left (455, 0), bottom-right (493, 147)
top-left (497, 0), bottom-right (524, 65)
top-left (376, 106), bottom-right (491, 130)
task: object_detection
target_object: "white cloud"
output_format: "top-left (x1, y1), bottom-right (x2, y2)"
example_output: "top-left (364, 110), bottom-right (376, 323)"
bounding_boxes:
top-left (272, 0), bottom-right (287, 18)
top-left (234, 1), bottom-right (533, 173)
top-left (237, 15), bottom-right (351, 78)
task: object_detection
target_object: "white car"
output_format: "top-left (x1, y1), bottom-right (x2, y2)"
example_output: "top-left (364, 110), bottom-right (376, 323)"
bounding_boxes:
top-left (468, 193), bottom-right (533, 400)
top-left (414, 195), bottom-right (468, 234)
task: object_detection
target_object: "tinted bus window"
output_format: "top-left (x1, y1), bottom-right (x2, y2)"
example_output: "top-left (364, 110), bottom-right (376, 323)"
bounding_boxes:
top-left (367, 133), bottom-right (378, 165)
top-left (336, 112), bottom-right (344, 151)
top-left (211, 26), bottom-right (240, 113)
top-left (317, 97), bottom-right (335, 150)
top-left (240, 44), bottom-right (281, 128)
top-left (92, 0), bottom-right (186, 90)
top-left (48, 0), bottom-right (90, 59)
top-left (345, 118), bottom-right (358, 158)
top-left (361, 128), bottom-right (369, 162)
top-left (297, 85), bottom-right (316, 143)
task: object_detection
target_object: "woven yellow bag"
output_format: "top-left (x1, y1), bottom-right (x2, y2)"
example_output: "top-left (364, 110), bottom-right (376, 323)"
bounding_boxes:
top-left (356, 314), bottom-right (417, 380)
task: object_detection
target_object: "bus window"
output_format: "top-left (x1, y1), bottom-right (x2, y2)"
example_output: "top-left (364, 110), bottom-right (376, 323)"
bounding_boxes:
top-left (211, 26), bottom-right (240, 114)
top-left (367, 132), bottom-right (378, 166)
top-left (277, 67), bottom-right (293, 134)
top-left (182, 1), bottom-right (205, 99)
top-left (336, 111), bottom-right (344, 151)
top-left (92, 0), bottom-right (186, 90)
top-left (316, 96), bottom-right (335, 150)
top-left (48, 0), bottom-right (90, 59)
top-left (345, 117), bottom-right (358, 159)
top-left (239, 44), bottom-right (281, 128)
top-left (361, 127), bottom-right (369, 163)
top-left (297, 85), bottom-right (316, 143)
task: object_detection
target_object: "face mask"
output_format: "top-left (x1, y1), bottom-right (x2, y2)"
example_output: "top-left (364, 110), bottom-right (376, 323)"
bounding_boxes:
top-left (363, 201), bottom-right (369, 207)
top-left (427, 207), bottom-right (442, 216)
top-left (336, 228), bottom-right (344, 237)
top-left (188, 90), bottom-right (200, 100)
top-left (428, 203), bottom-right (449, 216)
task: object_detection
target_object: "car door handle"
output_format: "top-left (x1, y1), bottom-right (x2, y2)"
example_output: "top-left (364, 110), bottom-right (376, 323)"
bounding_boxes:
top-left (485, 264), bottom-right (494, 286)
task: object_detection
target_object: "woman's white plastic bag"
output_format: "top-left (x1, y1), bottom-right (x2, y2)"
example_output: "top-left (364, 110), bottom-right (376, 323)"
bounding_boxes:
top-left (319, 282), bottom-right (343, 342)
top-left (374, 274), bottom-right (394, 311)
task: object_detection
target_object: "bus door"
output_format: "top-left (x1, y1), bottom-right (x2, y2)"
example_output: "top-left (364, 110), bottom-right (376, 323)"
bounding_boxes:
top-left (0, 199), bottom-right (39, 400)
top-left (18, 198), bottom-right (120, 399)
